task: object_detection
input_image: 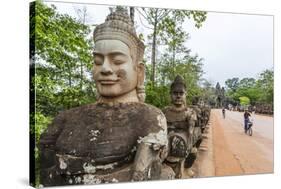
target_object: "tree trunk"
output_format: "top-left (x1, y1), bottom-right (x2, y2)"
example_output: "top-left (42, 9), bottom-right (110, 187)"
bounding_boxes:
top-left (130, 7), bottom-right (135, 25)
top-left (151, 9), bottom-right (158, 87)
top-left (80, 9), bottom-right (86, 90)
top-left (172, 46), bottom-right (176, 78)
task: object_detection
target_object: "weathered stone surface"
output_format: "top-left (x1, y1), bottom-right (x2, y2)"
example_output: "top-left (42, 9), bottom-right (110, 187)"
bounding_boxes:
top-left (39, 8), bottom-right (174, 186)
top-left (162, 106), bottom-right (196, 158)
top-left (40, 102), bottom-right (169, 185)
top-left (162, 75), bottom-right (198, 178)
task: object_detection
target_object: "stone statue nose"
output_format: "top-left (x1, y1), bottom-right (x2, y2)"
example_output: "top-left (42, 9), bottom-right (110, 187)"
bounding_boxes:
top-left (101, 58), bottom-right (113, 75)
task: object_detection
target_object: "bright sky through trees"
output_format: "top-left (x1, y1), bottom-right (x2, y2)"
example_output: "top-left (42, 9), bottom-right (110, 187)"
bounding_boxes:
top-left (46, 1), bottom-right (273, 87)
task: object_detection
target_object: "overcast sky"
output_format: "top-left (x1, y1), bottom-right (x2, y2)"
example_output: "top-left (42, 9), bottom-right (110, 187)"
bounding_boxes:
top-left (45, 1), bottom-right (273, 87)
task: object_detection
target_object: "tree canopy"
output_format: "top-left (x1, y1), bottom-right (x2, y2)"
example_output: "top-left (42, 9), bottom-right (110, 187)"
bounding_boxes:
top-left (30, 1), bottom-right (96, 185)
top-left (224, 69), bottom-right (273, 106)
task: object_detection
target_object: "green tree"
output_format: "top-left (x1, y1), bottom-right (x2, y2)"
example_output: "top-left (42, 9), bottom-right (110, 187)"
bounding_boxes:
top-left (30, 1), bottom-right (95, 185)
top-left (32, 0), bottom-right (95, 116)
top-left (239, 78), bottom-right (256, 88)
top-left (256, 69), bottom-right (273, 104)
top-left (137, 8), bottom-right (207, 86)
top-left (158, 10), bottom-right (191, 80)
top-left (225, 77), bottom-right (239, 92)
top-left (200, 79), bottom-right (217, 106)
top-left (239, 96), bottom-right (250, 106)
top-left (224, 69), bottom-right (273, 106)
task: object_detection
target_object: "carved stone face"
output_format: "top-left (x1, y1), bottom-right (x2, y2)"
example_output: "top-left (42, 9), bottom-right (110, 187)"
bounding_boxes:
top-left (93, 40), bottom-right (138, 97)
top-left (171, 85), bottom-right (186, 107)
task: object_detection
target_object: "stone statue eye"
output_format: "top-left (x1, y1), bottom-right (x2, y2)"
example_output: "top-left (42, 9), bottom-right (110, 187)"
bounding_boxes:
top-left (111, 54), bottom-right (127, 65)
top-left (94, 56), bottom-right (103, 65)
top-left (112, 59), bottom-right (125, 65)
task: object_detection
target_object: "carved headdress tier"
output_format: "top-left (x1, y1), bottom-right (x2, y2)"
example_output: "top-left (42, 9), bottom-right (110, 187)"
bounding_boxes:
top-left (93, 9), bottom-right (145, 64)
top-left (171, 75), bottom-right (186, 90)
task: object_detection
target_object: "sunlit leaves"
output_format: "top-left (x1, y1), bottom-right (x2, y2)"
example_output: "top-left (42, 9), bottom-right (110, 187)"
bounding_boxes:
top-left (239, 96), bottom-right (250, 106)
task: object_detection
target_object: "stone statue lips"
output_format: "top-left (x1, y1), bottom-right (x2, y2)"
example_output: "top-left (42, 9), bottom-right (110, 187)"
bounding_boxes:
top-left (174, 99), bottom-right (183, 104)
top-left (98, 78), bottom-right (120, 85)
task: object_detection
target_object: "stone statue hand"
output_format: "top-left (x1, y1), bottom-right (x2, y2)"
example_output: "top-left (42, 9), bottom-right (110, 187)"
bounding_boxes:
top-left (152, 143), bottom-right (161, 151)
top-left (132, 170), bottom-right (145, 181)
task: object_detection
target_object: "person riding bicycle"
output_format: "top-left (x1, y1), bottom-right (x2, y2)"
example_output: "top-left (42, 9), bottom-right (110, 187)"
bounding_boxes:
top-left (222, 108), bottom-right (226, 118)
top-left (244, 109), bottom-right (251, 133)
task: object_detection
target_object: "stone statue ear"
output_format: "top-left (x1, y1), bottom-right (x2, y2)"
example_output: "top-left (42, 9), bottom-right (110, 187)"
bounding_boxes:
top-left (137, 62), bottom-right (145, 86)
top-left (137, 62), bottom-right (145, 102)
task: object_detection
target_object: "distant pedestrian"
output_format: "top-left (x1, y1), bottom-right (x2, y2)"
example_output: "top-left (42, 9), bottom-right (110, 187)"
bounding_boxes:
top-left (222, 108), bottom-right (226, 119)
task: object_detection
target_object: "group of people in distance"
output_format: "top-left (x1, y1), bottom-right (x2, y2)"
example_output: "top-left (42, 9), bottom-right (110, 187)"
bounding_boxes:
top-left (221, 107), bottom-right (253, 134)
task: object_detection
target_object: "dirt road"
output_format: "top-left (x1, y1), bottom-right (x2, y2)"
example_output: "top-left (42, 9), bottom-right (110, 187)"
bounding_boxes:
top-left (211, 109), bottom-right (273, 176)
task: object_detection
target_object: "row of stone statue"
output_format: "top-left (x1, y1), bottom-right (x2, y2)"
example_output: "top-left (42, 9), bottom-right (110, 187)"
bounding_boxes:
top-left (39, 9), bottom-right (210, 186)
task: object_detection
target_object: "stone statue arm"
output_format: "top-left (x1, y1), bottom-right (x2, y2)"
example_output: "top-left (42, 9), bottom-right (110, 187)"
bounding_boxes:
top-left (39, 112), bottom-right (66, 170)
top-left (131, 115), bottom-right (168, 181)
top-left (198, 110), bottom-right (203, 127)
top-left (187, 110), bottom-right (197, 134)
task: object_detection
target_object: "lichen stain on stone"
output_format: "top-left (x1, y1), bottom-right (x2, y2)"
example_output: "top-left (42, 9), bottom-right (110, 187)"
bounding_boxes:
top-left (157, 114), bottom-right (165, 127)
top-left (111, 178), bottom-right (118, 183)
top-left (70, 149), bottom-right (76, 154)
top-left (95, 162), bottom-right (117, 170)
top-left (138, 129), bottom-right (168, 147)
top-left (90, 137), bottom-right (97, 142)
top-left (68, 178), bottom-right (73, 184)
top-left (131, 146), bottom-right (137, 153)
top-left (137, 136), bottom-right (143, 144)
top-left (148, 168), bottom-right (151, 179)
top-left (89, 130), bottom-right (100, 142)
top-left (56, 153), bottom-right (80, 160)
top-left (83, 162), bottom-right (118, 175)
top-left (83, 162), bottom-right (96, 174)
top-left (75, 176), bottom-right (82, 184)
top-left (83, 174), bottom-right (102, 185)
top-left (90, 130), bottom-right (100, 136)
top-left (59, 156), bottom-right (67, 169)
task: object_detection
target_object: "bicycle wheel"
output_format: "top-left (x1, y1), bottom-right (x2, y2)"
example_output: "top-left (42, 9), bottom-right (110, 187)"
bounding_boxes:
top-left (248, 127), bottom-right (253, 136)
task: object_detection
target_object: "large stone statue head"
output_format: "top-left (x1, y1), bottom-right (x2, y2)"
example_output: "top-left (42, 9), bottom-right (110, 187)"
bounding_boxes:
top-left (170, 75), bottom-right (187, 108)
top-left (93, 9), bottom-right (145, 103)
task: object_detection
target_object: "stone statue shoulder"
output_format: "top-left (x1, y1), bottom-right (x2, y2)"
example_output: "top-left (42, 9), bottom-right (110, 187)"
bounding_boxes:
top-left (40, 102), bottom-right (167, 172)
top-left (162, 106), bottom-right (193, 122)
top-left (189, 105), bottom-right (201, 113)
top-left (39, 106), bottom-right (77, 147)
top-left (185, 107), bottom-right (197, 122)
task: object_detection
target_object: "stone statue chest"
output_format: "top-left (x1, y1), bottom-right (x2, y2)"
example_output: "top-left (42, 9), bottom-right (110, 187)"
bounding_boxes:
top-left (48, 103), bottom-right (163, 172)
top-left (163, 108), bottom-right (190, 131)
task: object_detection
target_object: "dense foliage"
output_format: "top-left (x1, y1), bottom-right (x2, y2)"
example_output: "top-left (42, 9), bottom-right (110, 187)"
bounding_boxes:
top-left (31, 0), bottom-right (95, 131)
top-left (30, 1), bottom-right (95, 185)
top-left (224, 69), bottom-right (273, 106)
top-left (141, 9), bottom-right (207, 107)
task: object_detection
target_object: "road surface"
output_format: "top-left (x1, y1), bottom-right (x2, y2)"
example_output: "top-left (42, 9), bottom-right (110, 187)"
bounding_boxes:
top-left (223, 110), bottom-right (273, 139)
top-left (212, 109), bottom-right (273, 176)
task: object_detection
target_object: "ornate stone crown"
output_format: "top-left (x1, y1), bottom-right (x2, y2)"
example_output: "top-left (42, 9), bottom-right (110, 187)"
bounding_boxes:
top-left (93, 9), bottom-right (145, 64)
top-left (171, 75), bottom-right (186, 90)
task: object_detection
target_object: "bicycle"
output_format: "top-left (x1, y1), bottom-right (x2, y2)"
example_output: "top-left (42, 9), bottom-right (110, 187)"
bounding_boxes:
top-left (246, 120), bottom-right (253, 136)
